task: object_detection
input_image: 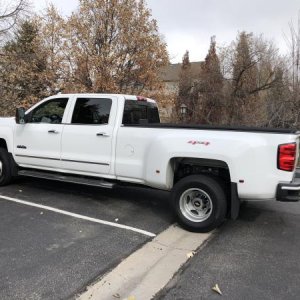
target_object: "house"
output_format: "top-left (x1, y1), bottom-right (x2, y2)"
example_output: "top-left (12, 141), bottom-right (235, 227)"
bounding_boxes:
top-left (158, 61), bottom-right (203, 121)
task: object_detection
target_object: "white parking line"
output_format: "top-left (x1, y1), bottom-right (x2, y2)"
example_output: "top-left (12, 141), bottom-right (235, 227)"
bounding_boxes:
top-left (0, 195), bottom-right (156, 237)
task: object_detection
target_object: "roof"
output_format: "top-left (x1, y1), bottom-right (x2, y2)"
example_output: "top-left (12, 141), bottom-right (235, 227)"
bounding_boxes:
top-left (52, 93), bottom-right (137, 98)
top-left (160, 61), bottom-right (203, 82)
top-left (46, 93), bottom-right (156, 103)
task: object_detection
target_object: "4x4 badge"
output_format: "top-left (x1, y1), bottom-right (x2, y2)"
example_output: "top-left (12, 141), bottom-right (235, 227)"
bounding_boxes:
top-left (188, 141), bottom-right (210, 146)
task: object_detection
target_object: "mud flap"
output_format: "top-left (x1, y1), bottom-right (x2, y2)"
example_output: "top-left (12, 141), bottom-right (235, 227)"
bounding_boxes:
top-left (230, 182), bottom-right (240, 219)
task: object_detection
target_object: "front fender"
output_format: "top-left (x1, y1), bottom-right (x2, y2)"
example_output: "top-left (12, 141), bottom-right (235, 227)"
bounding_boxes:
top-left (0, 125), bottom-right (14, 153)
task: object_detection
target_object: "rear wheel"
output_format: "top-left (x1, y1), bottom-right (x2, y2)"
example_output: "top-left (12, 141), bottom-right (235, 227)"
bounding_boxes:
top-left (172, 175), bottom-right (227, 232)
top-left (0, 148), bottom-right (13, 186)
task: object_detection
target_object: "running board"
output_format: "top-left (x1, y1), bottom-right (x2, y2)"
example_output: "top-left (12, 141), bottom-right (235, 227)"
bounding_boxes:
top-left (18, 170), bottom-right (115, 189)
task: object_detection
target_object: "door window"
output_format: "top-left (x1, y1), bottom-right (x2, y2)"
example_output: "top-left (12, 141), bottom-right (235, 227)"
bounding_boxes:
top-left (29, 98), bottom-right (68, 124)
top-left (71, 98), bottom-right (112, 125)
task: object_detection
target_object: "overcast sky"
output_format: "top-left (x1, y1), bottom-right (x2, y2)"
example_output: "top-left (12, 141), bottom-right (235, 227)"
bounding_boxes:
top-left (32, 0), bottom-right (300, 63)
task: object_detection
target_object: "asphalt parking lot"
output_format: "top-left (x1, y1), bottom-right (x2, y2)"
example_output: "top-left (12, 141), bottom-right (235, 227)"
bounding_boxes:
top-left (0, 177), bottom-right (174, 300)
top-left (1, 177), bottom-right (300, 300)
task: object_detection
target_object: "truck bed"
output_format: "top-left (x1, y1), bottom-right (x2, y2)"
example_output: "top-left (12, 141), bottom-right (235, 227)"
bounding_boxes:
top-left (124, 123), bottom-right (298, 134)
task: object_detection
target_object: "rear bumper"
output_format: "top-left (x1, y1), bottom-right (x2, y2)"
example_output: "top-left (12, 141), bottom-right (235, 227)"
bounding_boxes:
top-left (277, 177), bottom-right (300, 202)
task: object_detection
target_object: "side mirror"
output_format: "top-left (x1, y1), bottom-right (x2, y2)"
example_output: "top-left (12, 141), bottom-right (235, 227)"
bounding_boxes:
top-left (16, 107), bottom-right (26, 124)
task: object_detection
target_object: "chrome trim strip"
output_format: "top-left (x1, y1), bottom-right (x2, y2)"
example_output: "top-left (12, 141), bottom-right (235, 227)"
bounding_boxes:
top-left (15, 154), bottom-right (60, 161)
top-left (15, 154), bottom-right (109, 166)
top-left (62, 159), bottom-right (109, 166)
top-left (281, 186), bottom-right (300, 191)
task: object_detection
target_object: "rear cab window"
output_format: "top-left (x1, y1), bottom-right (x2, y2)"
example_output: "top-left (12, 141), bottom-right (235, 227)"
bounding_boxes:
top-left (71, 98), bottom-right (112, 125)
top-left (122, 99), bottom-right (160, 125)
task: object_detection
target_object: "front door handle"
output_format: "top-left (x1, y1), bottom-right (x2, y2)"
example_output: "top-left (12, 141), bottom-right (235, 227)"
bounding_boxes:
top-left (48, 130), bottom-right (59, 134)
top-left (96, 132), bottom-right (110, 137)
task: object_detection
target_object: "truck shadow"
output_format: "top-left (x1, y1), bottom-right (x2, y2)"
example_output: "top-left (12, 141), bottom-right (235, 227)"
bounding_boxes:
top-left (237, 201), bottom-right (262, 222)
top-left (8, 177), bottom-right (176, 232)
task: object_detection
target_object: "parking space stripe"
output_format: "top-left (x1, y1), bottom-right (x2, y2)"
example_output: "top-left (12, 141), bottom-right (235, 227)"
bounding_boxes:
top-left (0, 195), bottom-right (156, 237)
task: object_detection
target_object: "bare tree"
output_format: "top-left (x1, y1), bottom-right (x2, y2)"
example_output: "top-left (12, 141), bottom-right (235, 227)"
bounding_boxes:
top-left (220, 32), bottom-right (281, 126)
top-left (63, 0), bottom-right (168, 94)
top-left (0, 0), bottom-right (28, 38)
top-left (284, 11), bottom-right (300, 127)
top-left (265, 66), bottom-right (292, 128)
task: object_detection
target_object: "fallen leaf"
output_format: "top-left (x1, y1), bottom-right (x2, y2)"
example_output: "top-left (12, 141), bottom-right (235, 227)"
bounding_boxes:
top-left (115, 218), bottom-right (119, 222)
top-left (113, 293), bottom-right (120, 299)
top-left (40, 212), bottom-right (44, 215)
top-left (127, 296), bottom-right (136, 300)
top-left (187, 251), bottom-right (195, 258)
top-left (212, 284), bottom-right (222, 295)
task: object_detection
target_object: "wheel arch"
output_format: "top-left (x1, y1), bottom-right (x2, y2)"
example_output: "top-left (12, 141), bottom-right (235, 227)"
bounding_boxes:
top-left (0, 138), bottom-right (8, 150)
top-left (168, 157), bottom-right (231, 183)
top-left (0, 138), bottom-right (18, 176)
top-left (167, 157), bottom-right (239, 220)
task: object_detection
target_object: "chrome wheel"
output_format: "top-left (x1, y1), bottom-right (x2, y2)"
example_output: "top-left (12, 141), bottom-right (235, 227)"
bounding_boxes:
top-left (179, 188), bottom-right (213, 222)
top-left (0, 160), bottom-right (2, 176)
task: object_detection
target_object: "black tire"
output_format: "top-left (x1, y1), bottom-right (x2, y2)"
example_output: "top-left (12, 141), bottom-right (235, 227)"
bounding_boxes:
top-left (0, 148), bottom-right (13, 186)
top-left (171, 174), bottom-right (227, 232)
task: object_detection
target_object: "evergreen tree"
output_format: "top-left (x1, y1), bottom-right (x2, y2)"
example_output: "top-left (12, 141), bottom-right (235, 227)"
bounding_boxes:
top-left (1, 20), bottom-right (48, 111)
top-left (228, 32), bottom-right (259, 124)
top-left (177, 50), bottom-right (193, 121)
top-left (178, 51), bottom-right (192, 99)
top-left (198, 36), bottom-right (223, 124)
top-left (232, 32), bottom-right (257, 97)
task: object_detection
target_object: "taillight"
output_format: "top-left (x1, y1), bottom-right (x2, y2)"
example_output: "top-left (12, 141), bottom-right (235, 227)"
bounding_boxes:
top-left (278, 143), bottom-right (297, 171)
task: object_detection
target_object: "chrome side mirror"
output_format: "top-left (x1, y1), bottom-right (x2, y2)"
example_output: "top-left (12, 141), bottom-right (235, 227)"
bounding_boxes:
top-left (16, 107), bottom-right (26, 124)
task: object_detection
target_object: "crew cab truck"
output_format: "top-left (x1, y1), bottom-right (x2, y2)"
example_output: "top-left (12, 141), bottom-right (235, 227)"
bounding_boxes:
top-left (0, 93), bottom-right (299, 232)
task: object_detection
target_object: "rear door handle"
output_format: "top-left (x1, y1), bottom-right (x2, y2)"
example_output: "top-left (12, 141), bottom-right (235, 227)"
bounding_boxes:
top-left (96, 132), bottom-right (110, 137)
top-left (48, 130), bottom-right (59, 134)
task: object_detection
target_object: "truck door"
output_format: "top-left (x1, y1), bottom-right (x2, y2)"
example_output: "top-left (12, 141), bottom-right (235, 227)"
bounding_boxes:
top-left (14, 98), bottom-right (69, 169)
top-left (61, 96), bottom-right (117, 175)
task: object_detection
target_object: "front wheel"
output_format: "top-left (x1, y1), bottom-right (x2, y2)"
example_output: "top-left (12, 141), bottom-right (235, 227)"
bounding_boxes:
top-left (171, 175), bottom-right (227, 232)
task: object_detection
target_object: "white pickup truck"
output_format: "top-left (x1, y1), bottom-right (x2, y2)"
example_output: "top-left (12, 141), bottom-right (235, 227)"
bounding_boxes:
top-left (0, 93), bottom-right (299, 231)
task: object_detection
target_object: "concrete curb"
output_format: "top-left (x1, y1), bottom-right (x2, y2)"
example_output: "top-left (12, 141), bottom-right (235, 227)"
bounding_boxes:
top-left (78, 224), bottom-right (212, 300)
